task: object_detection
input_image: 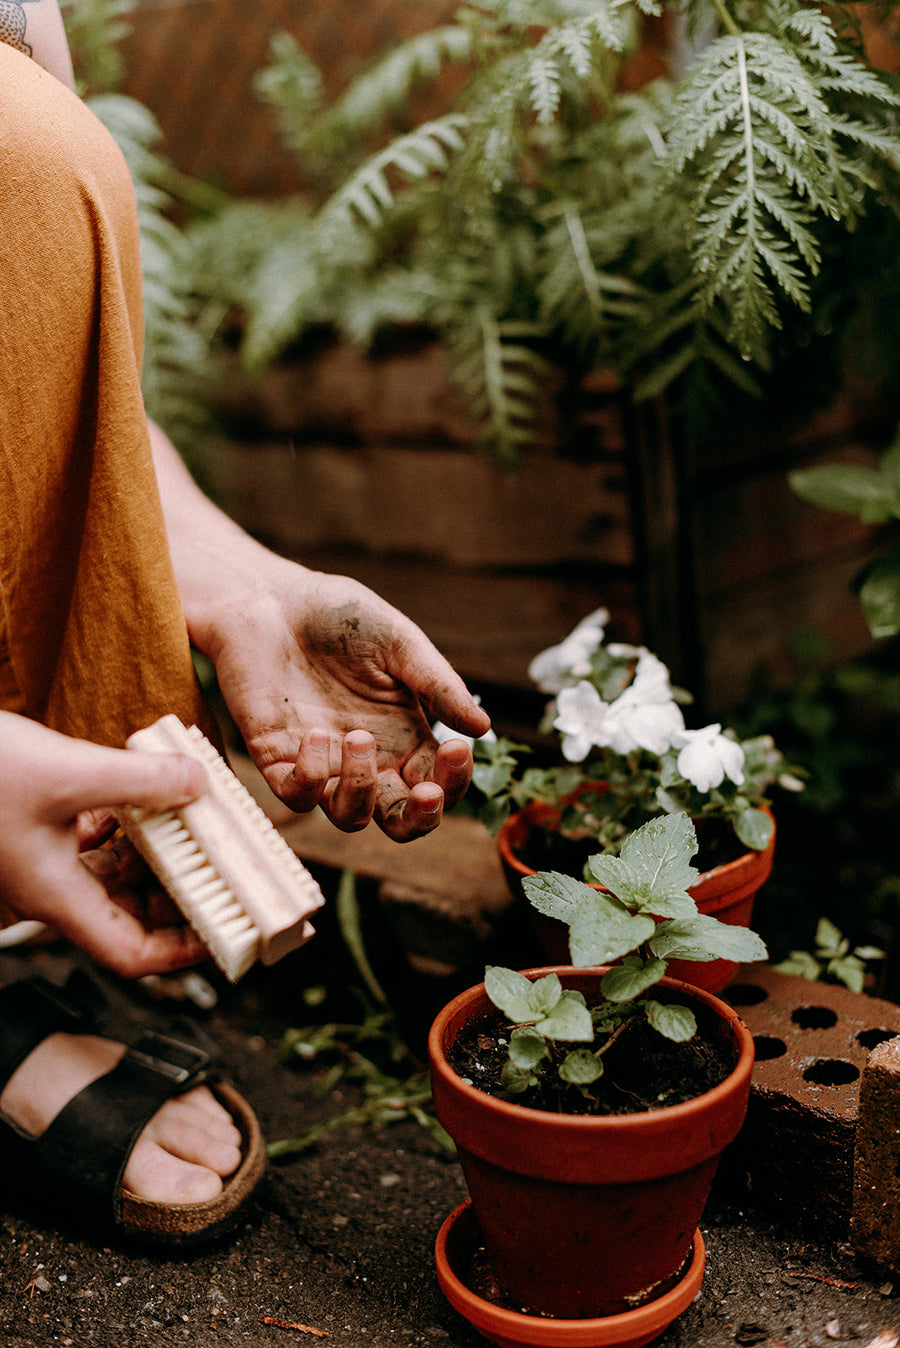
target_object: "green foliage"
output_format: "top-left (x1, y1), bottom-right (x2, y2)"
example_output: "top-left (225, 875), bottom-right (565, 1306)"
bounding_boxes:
top-left (60, 0), bottom-right (131, 95)
top-left (773, 916), bottom-right (884, 993)
top-left (187, 0), bottom-right (900, 463)
top-left (63, 0), bottom-right (217, 458)
top-left (485, 814), bottom-right (767, 1103)
top-left (88, 94), bottom-right (212, 446)
top-left (269, 871), bottom-right (451, 1156)
top-left (791, 427), bottom-right (900, 639)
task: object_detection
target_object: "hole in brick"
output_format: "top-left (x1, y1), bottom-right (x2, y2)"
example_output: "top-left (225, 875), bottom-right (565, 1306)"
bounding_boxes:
top-left (802, 1059), bottom-right (860, 1086)
top-left (726, 984), bottom-right (768, 1007)
top-left (791, 1006), bottom-right (838, 1030)
top-left (858, 1028), bottom-right (900, 1050)
top-left (753, 1036), bottom-right (787, 1060)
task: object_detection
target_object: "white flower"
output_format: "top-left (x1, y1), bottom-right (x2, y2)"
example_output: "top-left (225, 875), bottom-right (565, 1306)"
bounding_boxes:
top-left (674, 724), bottom-right (745, 793)
top-left (432, 696), bottom-right (496, 747)
top-left (552, 681), bottom-right (611, 762)
top-left (596, 650), bottom-right (684, 755)
top-left (528, 608), bottom-right (609, 693)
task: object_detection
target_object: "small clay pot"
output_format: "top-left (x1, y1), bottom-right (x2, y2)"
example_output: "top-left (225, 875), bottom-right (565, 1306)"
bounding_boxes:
top-left (435, 1200), bottom-right (706, 1348)
top-left (497, 799), bottom-right (775, 994)
top-left (429, 968), bottom-right (754, 1320)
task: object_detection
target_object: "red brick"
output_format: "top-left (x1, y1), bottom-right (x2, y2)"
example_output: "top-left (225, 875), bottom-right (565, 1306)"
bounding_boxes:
top-left (721, 966), bottom-right (900, 1250)
top-left (851, 1037), bottom-right (900, 1272)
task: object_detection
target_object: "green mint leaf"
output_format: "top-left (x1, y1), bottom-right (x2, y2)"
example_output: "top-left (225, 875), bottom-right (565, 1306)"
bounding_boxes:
top-left (471, 760), bottom-right (513, 798)
top-left (559, 1048), bottom-right (603, 1084)
top-left (649, 914), bottom-right (768, 963)
top-left (601, 957), bottom-right (668, 1002)
top-left (829, 956), bottom-right (865, 994)
top-left (485, 966), bottom-right (538, 1022)
top-left (859, 552), bottom-right (900, 639)
top-left (508, 1026), bottom-right (550, 1070)
top-left (788, 464), bottom-right (898, 524)
top-left (646, 999), bottom-right (697, 1042)
top-left (560, 988), bottom-right (587, 1007)
top-left (772, 951), bottom-right (822, 980)
top-left (527, 972), bottom-right (563, 1018)
top-left (522, 870), bottom-right (595, 924)
top-left (815, 916), bottom-right (842, 953)
top-left (568, 889), bottom-right (656, 966)
top-left (501, 1060), bottom-right (536, 1094)
top-left (535, 996), bottom-right (594, 1043)
top-left (586, 814), bottom-right (698, 911)
top-left (733, 806), bottom-right (773, 852)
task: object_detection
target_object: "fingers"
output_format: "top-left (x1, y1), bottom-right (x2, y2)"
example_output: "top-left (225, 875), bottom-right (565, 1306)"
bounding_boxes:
top-left (319, 731), bottom-right (378, 832)
top-left (278, 729), bottom-right (333, 811)
top-left (272, 729), bottom-right (475, 840)
top-left (37, 864), bottom-right (209, 979)
top-left (56, 747), bottom-right (207, 819)
top-left (386, 619), bottom-right (492, 740)
top-left (411, 738), bottom-right (474, 811)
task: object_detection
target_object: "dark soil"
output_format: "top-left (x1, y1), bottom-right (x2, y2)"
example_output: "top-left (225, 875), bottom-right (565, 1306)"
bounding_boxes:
top-left (445, 999), bottom-right (737, 1115)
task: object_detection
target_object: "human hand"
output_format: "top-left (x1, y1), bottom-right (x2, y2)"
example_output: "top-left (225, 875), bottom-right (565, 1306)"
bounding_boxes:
top-left (199, 568), bottom-right (492, 841)
top-left (0, 713), bottom-right (210, 977)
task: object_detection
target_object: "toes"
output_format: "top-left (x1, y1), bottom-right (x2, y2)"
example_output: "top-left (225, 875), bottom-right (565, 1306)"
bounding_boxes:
top-left (141, 1092), bottom-right (243, 1178)
top-left (122, 1139), bottom-right (225, 1205)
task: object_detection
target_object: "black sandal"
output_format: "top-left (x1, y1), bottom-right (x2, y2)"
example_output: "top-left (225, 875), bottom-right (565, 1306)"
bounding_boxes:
top-left (0, 972), bottom-right (266, 1246)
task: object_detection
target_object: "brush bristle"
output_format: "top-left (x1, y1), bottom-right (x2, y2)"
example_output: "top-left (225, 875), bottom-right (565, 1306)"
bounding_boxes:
top-left (116, 716), bottom-right (325, 982)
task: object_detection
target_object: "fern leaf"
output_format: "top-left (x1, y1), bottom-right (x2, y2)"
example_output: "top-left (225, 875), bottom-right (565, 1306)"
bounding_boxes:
top-left (322, 26), bottom-right (474, 147)
top-left (667, 21), bottom-right (899, 360)
top-left (527, 53), bottom-right (563, 125)
top-left (320, 116), bottom-right (468, 232)
top-left (450, 310), bottom-right (553, 468)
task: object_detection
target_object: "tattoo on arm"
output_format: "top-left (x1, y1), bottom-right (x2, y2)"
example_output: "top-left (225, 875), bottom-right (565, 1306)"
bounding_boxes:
top-left (1, 0), bottom-right (38, 56)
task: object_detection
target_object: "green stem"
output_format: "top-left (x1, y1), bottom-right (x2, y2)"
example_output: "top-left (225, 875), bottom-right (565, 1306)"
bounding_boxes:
top-left (267, 1089), bottom-right (434, 1158)
top-left (709, 0), bottom-right (741, 38)
top-left (595, 1016), bottom-right (632, 1058)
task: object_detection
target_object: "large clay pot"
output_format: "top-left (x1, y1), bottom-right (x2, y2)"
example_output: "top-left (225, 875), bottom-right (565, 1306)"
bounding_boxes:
top-left (497, 799), bottom-right (775, 994)
top-left (428, 968), bottom-right (754, 1323)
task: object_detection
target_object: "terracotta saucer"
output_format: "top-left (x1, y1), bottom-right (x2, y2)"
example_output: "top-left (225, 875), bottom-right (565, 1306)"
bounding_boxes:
top-left (434, 1200), bottom-right (705, 1348)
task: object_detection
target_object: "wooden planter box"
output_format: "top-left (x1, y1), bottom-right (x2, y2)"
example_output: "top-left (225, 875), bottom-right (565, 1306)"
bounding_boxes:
top-left (200, 330), bottom-right (897, 722)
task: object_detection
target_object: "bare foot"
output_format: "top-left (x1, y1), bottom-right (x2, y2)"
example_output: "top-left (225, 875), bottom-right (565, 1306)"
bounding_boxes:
top-left (0, 1033), bottom-right (242, 1204)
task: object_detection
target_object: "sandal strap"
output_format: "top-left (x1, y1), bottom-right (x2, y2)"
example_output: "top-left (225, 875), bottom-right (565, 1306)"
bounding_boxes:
top-left (31, 1024), bottom-right (220, 1215)
top-left (0, 972), bottom-right (108, 1086)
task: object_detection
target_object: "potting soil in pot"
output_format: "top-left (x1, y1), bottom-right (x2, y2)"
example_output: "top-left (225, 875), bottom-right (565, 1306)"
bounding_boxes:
top-left (446, 999), bottom-right (737, 1116)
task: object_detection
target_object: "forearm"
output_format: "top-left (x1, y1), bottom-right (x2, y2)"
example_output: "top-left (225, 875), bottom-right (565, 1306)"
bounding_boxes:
top-left (11, 0), bottom-right (75, 88)
top-left (148, 420), bottom-right (309, 660)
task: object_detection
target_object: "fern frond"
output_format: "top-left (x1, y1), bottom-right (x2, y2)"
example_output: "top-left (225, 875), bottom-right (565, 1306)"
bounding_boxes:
top-left (61, 0), bottom-right (132, 94)
top-left (528, 54), bottom-right (563, 125)
top-left (668, 21), bottom-right (900, 360)
top-left (319, 116), bottom-right (468, 231)
top-left (450, 309), bottom-right (554, 468)
top-left (252, 31), bottom-right (326, 161)
top-left (324, 26), bottom-right (474, 142)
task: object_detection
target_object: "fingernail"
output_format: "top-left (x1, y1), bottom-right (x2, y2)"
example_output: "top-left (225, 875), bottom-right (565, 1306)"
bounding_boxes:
top-left (306, 730), bottom-right (331, 753)
top-left (347, 735), bottom-right (374, 759)
top-left (173, 760), bottom-right (206, 804)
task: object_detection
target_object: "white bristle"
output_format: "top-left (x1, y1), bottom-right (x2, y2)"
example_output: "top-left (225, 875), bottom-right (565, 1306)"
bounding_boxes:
top-left (115, 715), bottom-right (325, 982)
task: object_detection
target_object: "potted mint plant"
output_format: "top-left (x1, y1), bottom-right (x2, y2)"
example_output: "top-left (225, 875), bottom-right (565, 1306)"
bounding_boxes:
top-left (428, 812), bottom-right (762, 1347)
top-left (439, 607), bottom-right (801, 991)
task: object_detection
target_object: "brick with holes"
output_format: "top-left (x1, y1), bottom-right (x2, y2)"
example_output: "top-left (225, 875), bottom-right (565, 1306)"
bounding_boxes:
top-left (717, 965), bottom-right (900, 1250)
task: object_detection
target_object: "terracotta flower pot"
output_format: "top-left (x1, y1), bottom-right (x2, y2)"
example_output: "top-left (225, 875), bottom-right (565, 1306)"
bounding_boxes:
top-left (428, 968), bottom-right (754, 1324)
top-left (497, 799), bottom-right (775, 994)
top-left (435, 1200), bottom-right (706, 1348)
